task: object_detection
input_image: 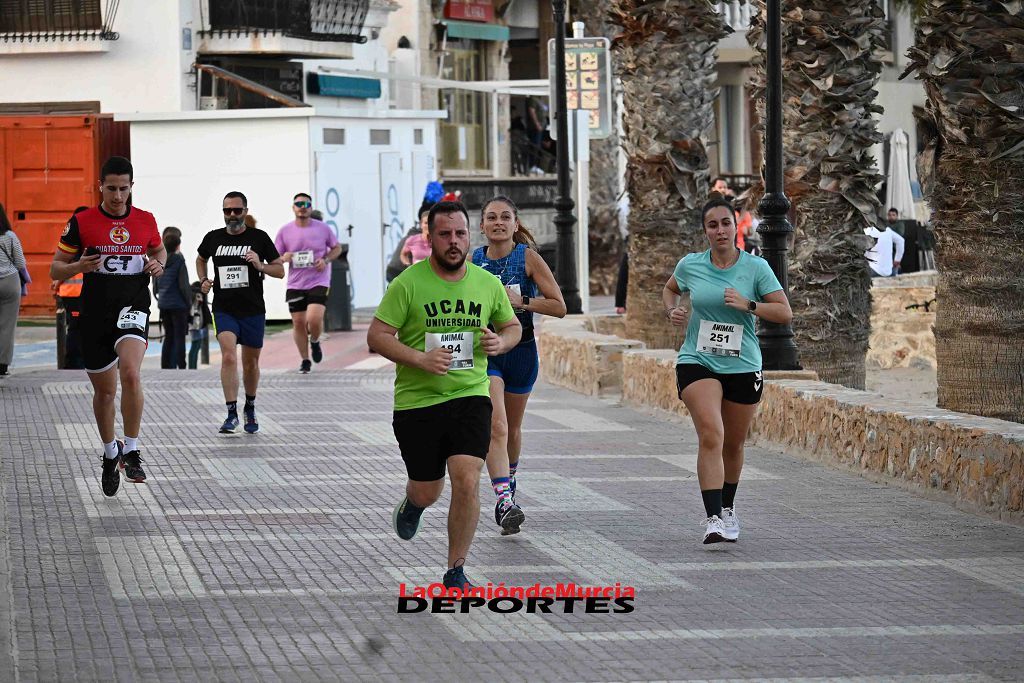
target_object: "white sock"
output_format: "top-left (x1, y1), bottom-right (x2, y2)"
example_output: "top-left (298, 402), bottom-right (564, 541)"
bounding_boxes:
top-left (103, 441), bottom-right (119, 459)
top-left (310, 337), bottom-right (321, 344)
top-left (124, 436), bottom-right (139, 453)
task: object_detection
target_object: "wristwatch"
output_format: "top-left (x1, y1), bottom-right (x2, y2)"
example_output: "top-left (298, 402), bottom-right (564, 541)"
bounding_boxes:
top-left (521, 296), bottom-right (531, 309)
top-left (747, 300), bottom-right (757, 312)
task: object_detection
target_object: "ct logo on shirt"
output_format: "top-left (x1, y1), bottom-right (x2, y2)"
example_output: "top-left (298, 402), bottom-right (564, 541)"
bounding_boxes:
top-left (109, 226), bottom-right (130, 244)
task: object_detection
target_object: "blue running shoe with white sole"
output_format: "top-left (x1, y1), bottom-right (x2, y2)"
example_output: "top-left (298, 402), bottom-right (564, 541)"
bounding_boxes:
top-left (243, 406), bottom-right (259, 434)
top-left (219, 411), bottom-right (239, 434)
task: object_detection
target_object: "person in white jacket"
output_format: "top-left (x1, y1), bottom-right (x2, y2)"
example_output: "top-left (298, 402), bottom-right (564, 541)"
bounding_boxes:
top-left (865, 225), bottom-right (905, 277)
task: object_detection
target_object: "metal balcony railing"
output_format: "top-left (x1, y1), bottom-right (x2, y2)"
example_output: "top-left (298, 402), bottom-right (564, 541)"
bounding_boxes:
top-left (716, 1), bottom-right (753, 31)
top-left (202, 0), bottom-right (369, 44)
top-left (0, 0), bottom-right (119, 42)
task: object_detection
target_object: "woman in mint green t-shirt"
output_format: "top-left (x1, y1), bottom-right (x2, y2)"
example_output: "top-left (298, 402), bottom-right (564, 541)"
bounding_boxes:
top-left (662, 197), bottom-right (793, 546)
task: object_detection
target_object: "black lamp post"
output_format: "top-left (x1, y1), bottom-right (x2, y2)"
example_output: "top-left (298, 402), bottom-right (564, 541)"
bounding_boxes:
top-left (551, 0), bottom-right (582, 314)
top-left (756, 0), bottom-right (800, 369)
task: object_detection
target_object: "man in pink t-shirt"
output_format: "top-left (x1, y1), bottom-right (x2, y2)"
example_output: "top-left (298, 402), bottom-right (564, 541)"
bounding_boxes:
top-left (274, 193), bottom-right (342, 373)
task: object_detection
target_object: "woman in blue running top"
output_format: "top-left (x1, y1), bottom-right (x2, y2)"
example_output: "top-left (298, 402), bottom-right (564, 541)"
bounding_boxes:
top-left (663, 197), bottom-right (792, 546)
top-left (472, 195), bottom-right (566, 535)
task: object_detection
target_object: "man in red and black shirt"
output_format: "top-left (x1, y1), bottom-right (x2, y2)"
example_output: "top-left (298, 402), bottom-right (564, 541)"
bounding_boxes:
top-left (49, 156), bottom-right (166, 497)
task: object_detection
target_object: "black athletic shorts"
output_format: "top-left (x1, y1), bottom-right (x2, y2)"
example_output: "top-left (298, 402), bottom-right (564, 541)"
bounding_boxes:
top-left (676, 363), bottom-right (763, 405)
top-left (81, 305), bottom-right (151, 373)
top-left (392, 396), bottom-right (492, 481)
top-left (286, 286), bottom-right (329, 313)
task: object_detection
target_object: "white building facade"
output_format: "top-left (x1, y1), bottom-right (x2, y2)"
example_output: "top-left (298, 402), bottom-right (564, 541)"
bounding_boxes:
top-left (0, 0), bottom-right (444, 319)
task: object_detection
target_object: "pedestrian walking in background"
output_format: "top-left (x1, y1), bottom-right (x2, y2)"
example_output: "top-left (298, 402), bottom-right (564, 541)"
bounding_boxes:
top-left (615, 235), bottom-right (629, 314)
top-left (187, 281), bottom-right (212, 369)
top-left (472, 195), bottom-right (566, 535)
top-left (0, 203), bottom-right (28, 376)
top-left (153, 226), bottom-right (191, 369)
top-left (662, 197), bottom-right (792, 545)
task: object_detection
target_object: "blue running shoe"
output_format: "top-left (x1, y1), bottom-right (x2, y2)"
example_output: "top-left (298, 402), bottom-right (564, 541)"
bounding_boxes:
top-left (243, 405), bottom-right (259, 434)
top-left (442, 565), bottom-right (474, 591)
top-left (392, 495), bottom-right (425, 540)
top-left (219, 411), bottom-right (239, 434)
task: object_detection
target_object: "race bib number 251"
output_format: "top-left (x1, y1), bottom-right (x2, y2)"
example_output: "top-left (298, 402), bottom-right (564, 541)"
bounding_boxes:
top-left (696, 320), bottom-right (742, 357)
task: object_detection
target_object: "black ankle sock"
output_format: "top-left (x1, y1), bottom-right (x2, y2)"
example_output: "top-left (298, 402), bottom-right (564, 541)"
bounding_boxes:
top-left (245, 394), bottom-right (256, 408)
top-left (226, 400), bottom-right (238, 413)
top-left (701, 489), bottom-right (723, 519)
top-left (722, 481), bottom-right (739, 509)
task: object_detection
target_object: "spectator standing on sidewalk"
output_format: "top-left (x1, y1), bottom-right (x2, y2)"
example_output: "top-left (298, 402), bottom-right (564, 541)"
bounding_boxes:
top-left (153, 226), bottom-right (191, 369)
top-left (0, 203), bottom-right (27, 376)
top-left (865, 222), bottom-right (905, 278)
top-left (187, 281), bottom-right (212, 369)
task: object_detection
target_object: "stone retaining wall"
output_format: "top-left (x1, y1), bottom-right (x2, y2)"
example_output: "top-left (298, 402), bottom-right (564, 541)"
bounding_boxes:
top-left (537, 312), bottom-right (1023, 523)
top-left (868, 271), bottom-right (938, 369)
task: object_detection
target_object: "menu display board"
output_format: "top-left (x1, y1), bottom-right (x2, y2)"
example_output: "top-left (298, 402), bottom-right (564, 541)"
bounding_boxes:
top-left (547, 37), bottom-right (613, 139)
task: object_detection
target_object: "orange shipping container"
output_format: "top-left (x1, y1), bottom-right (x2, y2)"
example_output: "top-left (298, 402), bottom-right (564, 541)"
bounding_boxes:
top-left (0, 115), bottom-right (130, 317)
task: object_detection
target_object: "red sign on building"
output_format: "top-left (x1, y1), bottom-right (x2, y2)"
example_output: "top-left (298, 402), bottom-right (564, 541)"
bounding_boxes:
top-left (444, 0), bottom-right (494, 23)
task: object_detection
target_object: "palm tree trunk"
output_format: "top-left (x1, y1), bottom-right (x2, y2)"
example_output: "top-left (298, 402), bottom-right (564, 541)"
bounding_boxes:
top-left (748, 1), bottom-right (885, 389)
top-left (904, 1), bottom-right (1024, 422)
top-left (609, 0), bottom-right (727, 349)
top-left (575, 0), bottom-right (624, 296)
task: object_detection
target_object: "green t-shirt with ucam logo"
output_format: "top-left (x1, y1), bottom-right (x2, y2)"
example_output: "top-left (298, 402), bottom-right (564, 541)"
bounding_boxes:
top-left (374, 259), bottom-right (516, 411)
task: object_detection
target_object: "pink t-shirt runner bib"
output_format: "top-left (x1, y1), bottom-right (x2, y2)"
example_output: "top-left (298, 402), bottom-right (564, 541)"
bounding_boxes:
top-left (274, 219), bottom-right (340, 290)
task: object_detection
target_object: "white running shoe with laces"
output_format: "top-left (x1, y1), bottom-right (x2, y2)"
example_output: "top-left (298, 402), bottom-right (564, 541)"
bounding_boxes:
top-left (703, 515), bottom-right (727, 544)
top-left (720, 507), bottom-right (740, 542)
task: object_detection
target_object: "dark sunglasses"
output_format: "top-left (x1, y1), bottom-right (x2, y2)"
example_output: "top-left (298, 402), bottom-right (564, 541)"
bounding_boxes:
top-left (222, 207), bottom-right (246, 216)
top-left (294, 201), bottom-right (312, 209)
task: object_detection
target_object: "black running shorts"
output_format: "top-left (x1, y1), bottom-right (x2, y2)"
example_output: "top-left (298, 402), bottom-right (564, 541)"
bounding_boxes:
top-left (81, 305), bottom-right (151, 373)
top-left (392, 396), bottom-right (492, 481)
top-left (676, 363), bottom-right (763, 405)
top-left (286, 286), bottom-right (329, 313)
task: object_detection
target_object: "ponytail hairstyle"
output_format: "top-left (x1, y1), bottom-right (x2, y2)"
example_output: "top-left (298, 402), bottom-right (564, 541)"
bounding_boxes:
top-left (481, 195), bottom-right (538, 250)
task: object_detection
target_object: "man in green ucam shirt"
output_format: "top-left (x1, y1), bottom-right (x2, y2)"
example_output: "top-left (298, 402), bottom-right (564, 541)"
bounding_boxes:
top-left (367, 200), bottom-right (521, 591)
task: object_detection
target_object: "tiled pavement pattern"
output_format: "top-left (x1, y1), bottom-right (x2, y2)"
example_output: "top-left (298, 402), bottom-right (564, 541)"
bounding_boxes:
top-left (1, 363), bottom-right (1024, 682)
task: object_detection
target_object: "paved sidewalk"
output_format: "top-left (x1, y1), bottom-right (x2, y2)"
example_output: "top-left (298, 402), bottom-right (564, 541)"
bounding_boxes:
top-left (1, 356), bottom-right (1023, 681)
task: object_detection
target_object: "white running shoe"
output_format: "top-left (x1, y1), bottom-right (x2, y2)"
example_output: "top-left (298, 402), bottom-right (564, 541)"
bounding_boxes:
top-left (720, 507), bottom-right (740, 542)
top-left (703, 515), bottom-right (727, 544)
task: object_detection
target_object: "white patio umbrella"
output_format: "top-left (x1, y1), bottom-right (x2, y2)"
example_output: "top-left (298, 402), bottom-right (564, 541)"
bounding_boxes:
top-left (885, 128), bottom-right (916, 221)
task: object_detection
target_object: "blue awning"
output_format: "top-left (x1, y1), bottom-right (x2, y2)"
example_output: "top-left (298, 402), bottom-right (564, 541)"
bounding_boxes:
top-left (444, 20), bottom-right (509, 42)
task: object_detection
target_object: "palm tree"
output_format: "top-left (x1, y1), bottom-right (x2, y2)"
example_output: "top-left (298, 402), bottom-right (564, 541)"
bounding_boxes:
top-left (575, 0), bottom-right (625, 296)
top-left (902, 0), bottom-right (1024, 422)
top-left (608, 0), bottom-right (728, 349)
top-left (747, 0), bottom-right (887, 389)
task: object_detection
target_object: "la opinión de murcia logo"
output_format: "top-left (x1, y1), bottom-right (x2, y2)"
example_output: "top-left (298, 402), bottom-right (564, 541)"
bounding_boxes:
top-left (397, 582), bottom-right (636, 614)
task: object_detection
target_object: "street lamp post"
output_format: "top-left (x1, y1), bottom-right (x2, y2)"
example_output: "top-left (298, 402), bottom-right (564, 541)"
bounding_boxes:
top-left (551, 0), bottom-right (582, 314)
top-left (756, 0), bottom-right (800, 369)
